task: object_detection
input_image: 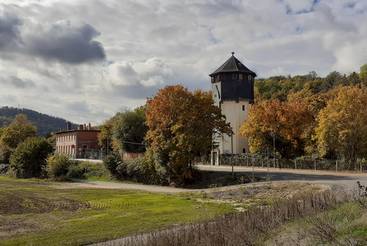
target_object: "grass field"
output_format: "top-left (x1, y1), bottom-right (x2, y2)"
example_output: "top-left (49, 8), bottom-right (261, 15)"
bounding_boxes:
top-left (262, 201), bottom-right (367, 245)
top-left (0, 176), bottom-right (233, 246)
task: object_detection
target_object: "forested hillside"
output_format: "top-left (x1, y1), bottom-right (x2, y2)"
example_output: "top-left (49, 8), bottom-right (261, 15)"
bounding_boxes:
top-left (0, 107), bottom-right (76, 136)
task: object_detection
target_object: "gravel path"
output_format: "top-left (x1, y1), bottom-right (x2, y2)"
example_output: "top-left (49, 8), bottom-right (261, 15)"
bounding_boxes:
top-left (53, 165), bottom-right (367, 193)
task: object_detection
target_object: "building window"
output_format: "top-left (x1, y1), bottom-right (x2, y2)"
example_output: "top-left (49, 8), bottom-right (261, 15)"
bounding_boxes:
top-left (239, 74), bottom-right (243, 80)
top-left (248, 75), bottom-right (252, 81)
top-left (243, 148), bottom-right (246, 153)
top-left (232, 73), bottom-right (238, 79)
top-left (242, 105), bottom-right (245, 111)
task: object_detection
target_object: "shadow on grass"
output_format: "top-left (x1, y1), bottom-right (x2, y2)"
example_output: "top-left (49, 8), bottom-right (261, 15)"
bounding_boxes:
top-left (184, 171), bottom-right (264, 189)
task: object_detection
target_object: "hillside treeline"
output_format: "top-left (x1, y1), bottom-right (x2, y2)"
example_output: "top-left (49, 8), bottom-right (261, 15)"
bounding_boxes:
top-left (0, 107), bottom-right (76, 136)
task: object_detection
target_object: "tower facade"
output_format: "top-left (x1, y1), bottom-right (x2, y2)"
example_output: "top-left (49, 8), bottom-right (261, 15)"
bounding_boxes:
top-left (210, 53), bottom-right (256, 165)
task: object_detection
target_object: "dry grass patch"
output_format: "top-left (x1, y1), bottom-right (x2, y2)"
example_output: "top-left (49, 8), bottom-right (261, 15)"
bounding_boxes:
top-left (0, 191), bottom-right (89, 214)
top-left (197, 182), bottom-right (327, 211)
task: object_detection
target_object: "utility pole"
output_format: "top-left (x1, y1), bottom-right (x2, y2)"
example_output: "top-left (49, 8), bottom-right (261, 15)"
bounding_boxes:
top-left (273, 132), bottom-right (276, 169)
top-left (231, 133), bottom-right (234, 178)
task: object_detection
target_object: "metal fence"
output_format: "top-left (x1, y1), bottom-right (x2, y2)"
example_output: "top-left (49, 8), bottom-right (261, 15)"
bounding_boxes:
top-left (199, 154), bottom-right (367, 172)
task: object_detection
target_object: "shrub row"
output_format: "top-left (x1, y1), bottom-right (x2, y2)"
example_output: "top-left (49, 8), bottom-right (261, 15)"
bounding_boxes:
top-left (47, 154), bottom-right (109, 181)
top-left (103, 153), bottom-right (168, 185)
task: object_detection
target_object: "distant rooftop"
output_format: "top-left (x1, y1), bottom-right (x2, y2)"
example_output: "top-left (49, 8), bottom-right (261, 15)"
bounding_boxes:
top-left (210, 52), bottom-right (257, 77)
top-left (55, 129), bottom-right (100, 135)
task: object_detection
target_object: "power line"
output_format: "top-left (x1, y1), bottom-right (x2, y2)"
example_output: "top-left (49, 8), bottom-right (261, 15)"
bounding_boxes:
top-left (121, 140), bottom-right (146, 146)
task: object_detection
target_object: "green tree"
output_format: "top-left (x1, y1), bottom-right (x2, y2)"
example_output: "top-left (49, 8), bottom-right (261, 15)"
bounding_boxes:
top-left (360, 64), bottom-right (367, 84)
top-left (112, 107), bottom-right (147, 154)
top-left (98, 118), bottom-right (115, 155)
top-left (146, 85), bottom-right (231, 184)
top-left (0, 114), bottom-right (36, 163)
top-left (10, 137), bottom-right (53, 178)
top-left (315, 86), bottom-right (367, 169)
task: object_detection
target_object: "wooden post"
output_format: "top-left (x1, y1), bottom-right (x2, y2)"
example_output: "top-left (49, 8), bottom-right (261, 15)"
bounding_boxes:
top-left (252, 158), bottom-right (255, 181)
top-left (336, 160), bottom-right (338, 172)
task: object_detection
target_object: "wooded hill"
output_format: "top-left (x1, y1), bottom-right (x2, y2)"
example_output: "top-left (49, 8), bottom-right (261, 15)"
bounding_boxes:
top-left (0, 106), bottom-right (76, 136)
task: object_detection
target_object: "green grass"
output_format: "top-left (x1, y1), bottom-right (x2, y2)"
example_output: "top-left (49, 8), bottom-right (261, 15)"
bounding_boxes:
top-left (0, 176), bottom-right (233, 246)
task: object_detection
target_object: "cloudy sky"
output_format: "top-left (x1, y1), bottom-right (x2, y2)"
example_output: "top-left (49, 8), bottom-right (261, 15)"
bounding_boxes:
top-left (0, 0), bottom-right (366, 124)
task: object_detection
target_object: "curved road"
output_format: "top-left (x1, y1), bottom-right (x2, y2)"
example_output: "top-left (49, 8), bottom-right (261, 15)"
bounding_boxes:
top-left (197, 164), bottom-right (367, 190)
top-left (54, 165), bottom-right (367, 193)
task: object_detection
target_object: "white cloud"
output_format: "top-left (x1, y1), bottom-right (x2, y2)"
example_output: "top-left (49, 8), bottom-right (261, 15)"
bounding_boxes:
top-left (0, 0), bottom-right (367, 124)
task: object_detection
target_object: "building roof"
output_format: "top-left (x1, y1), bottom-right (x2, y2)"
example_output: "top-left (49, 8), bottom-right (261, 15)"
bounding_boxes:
top-left (55, 129), bottom-right (100, 135)
top-left (210, 53), bottom-right (257, 77)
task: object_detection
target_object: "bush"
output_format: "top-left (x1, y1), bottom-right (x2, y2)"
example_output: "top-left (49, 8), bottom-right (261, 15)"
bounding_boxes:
top-left (47, 154), bottom-right (73, 180)
top-left (66, 164), bottom-right (85, 179)
top-left (103, 154), bottom-right (122, 177)
top-left (77, 161), bottom-right (109, 180)
top-left (104, 151), bottom-right (168, 185)
top-left (116, 155), bottom-right (168, 185)
top-left (9, 137), bottom-right (53, 178)
top-left (63, 161), bottom-right (110, 180)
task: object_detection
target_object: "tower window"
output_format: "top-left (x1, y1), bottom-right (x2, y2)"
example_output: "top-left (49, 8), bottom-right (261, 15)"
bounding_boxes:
top-left (242, 105), bottom-right (246, 111)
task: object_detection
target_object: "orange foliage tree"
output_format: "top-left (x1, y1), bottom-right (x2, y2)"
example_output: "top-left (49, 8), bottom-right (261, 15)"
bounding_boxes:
top-left (146, 85), bottom-right (231, 184)
top-left (240, 99), bottom-right (313, 159)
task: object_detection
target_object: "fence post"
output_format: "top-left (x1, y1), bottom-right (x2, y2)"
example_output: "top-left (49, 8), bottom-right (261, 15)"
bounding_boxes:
top-left (294, 159), bottom-right (297, 169)
top-left (252, 158), bottom-right (255, 181)
top-left (314, 159), bottom-right (317, 171)
top-left (336, 160), bottom-right (338, 172)
top-left (360, 160), bottom-right (362, 173)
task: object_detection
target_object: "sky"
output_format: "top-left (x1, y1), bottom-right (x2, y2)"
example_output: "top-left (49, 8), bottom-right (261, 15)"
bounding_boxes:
top-left (0, 0), bottom-right (366, 124)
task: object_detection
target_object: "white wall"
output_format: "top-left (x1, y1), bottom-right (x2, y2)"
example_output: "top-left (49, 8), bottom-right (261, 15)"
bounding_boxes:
top-left (214, 100), bottom-right (251, 155)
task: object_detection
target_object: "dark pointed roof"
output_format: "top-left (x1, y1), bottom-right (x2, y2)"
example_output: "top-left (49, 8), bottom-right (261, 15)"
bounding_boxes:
top-left (210, 53), bottom-right (257, 77)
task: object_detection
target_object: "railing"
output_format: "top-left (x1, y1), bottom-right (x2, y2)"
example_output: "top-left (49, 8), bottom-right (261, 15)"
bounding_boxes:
top-left (198, 154), bottom-right (367, 173)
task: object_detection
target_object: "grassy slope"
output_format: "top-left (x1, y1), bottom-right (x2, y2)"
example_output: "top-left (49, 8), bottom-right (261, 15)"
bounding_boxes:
top-left (0, 176), bottom-right (233, 246)
top-left (261, 201), bottom-right (367, 245)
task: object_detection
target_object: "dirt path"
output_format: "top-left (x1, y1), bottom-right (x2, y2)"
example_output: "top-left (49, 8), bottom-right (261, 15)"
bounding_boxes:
top-left (52, 164), bottom-right (367, 194)
top-left (53, 180), bottom-right (193, 193)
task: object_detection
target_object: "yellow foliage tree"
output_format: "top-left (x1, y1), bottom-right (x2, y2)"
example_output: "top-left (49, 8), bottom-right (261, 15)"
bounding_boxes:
top-left (315, 86), bottom-right (367, 169)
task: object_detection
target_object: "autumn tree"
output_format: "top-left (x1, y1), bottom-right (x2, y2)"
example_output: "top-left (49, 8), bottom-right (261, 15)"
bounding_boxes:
top-left (0, 114), bottom-right (36, 163)
top-left (146, 85), bottom-right (231, 184)
top-left (240, 99), bottom-right (313, 159)
top-left (315, 86), bottom-right (367, 169)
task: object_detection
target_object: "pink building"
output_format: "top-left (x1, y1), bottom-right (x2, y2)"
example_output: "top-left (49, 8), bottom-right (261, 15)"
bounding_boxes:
top-left (55, 124), bottom-right (101, 159)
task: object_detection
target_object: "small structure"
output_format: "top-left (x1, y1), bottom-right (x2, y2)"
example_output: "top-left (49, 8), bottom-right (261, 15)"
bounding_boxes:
top-left (210, 52), bottom-right (257, 165)
top-left (55, 123), bottom-right (101, 159)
